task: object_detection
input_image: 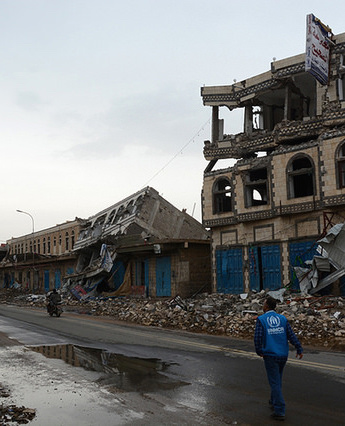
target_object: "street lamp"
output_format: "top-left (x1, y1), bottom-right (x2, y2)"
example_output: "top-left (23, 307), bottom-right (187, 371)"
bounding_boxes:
top-left (16, 210), bottom-right (34, 234)
top-left (16, 209), bottom-right (35, 290)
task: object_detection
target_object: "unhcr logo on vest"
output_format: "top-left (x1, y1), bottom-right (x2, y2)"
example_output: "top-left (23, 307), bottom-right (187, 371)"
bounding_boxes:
top-left (267, 315), bottom-right (281, 328)
top-left (266, 315), bottom-right (284, 335)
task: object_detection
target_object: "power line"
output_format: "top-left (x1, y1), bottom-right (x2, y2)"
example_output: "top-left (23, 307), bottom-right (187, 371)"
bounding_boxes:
top-left (142, 118), bottom-right (210, 187)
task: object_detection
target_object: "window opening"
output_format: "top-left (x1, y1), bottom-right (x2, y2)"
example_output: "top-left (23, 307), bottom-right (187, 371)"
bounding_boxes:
top-left (338, 55), bottom-right (345, 101)
top-left (253, 106), bottom-right (264, 130)
top-left (213, 178), bottom-right (232, 214)
top-left (336, 141), bottom-right (345, 188)
top-left (288, 156), bottom-right (315, 198)
top-left (245, 168), bottom-right (269, 207)
top-left (106, 210), bottom-right (116, 225)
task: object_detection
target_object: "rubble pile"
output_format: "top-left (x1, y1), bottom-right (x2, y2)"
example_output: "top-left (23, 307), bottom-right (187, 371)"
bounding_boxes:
top-left (0, 383), bottom-right (36, 424)
top-left (0, 405), bottom-right (36, 424)
top-left (2, 289), bottom-right (345, 350)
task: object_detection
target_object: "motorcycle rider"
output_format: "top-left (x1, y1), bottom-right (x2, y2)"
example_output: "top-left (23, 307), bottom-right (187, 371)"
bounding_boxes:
top-left (47, 288), bottom-right (62, 314)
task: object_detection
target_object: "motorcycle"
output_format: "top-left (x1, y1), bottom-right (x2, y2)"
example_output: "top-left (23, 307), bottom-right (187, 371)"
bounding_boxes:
top-left (47, 301), bottom-right (63, 317)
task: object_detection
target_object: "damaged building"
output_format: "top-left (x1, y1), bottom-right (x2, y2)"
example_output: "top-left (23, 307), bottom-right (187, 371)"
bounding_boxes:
top-left (1, 188), bottom-right (210, 298)
top-left (62, 187), bottom-right (211, 298)
top-left (0, 219), bottom-right (83, 291)
top-left (201, 18), bottom-right (345, 295)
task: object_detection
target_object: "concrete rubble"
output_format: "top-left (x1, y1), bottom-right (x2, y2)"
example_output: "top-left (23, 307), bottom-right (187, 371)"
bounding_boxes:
top-left (0, 383), bottom-right (36, 424)
top-left (2, 289), bottom-right (344, 351)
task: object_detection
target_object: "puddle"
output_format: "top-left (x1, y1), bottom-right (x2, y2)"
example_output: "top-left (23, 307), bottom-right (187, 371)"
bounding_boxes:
top-left (28, 344), bottom-right (188, 393)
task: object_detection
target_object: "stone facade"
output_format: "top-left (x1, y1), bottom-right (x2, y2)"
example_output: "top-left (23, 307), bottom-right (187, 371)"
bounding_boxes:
top-left (9, 220), bottom-right (82, 257)
top-left (1, 219), bottom-right (83, 291)
top-left (201, 30), bottom-right (345, 294)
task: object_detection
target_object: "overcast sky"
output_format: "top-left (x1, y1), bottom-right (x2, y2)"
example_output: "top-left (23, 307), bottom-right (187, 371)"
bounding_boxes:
top-left (1, 1), bottom-right (344, 242)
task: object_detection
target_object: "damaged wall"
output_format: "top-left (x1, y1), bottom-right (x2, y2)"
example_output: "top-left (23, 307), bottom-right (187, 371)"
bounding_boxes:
top-left (59, 188), bottom-right (210, 299)
top-left (201, 28), bottom-right (345, 294)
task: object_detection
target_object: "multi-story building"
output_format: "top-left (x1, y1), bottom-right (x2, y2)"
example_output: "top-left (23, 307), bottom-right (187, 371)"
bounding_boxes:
top-left (0, 187), bottom-right (211, 298)
top-left (1, 219), bottom-right (83, 291)
top-left (201, 24), bottom-right (345, 294)
top-left (69, 187), bottom-right (211, 298)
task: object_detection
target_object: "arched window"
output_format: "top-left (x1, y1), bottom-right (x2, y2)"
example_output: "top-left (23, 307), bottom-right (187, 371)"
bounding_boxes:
top-left (336, 140), bottom-right (345, 188)
top-left (213, 178), bottom-right (232, 213)
top-left (287, 155), bottom-right (315, 198)
top-left (71, 230), bottom-right (75, 248)
top-left (65, 232), bottom-right (69, 251)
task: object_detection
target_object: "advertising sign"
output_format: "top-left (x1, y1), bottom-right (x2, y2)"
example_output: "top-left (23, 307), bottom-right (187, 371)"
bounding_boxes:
top-left (305, 14), bottom-right (332, 85)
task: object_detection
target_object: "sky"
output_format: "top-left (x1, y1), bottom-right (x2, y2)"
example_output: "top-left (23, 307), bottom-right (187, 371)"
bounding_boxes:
top-left (1, 0), bottom-right (344, 242)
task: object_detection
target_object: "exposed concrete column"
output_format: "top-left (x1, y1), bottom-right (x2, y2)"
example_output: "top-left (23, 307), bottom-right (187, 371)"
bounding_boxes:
top-left (244, 105), bottom-right (253, 135)
top-left (284, 85), bottom-right (291, 121)
top-left (211, 106), bottom-right (219, 143)
top-left (263, 106), bottom-right (274, 131)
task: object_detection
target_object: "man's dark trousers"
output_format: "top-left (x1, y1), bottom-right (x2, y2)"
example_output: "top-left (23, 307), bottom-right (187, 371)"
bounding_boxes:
top-left (264, 356), bottom-right (287, 416)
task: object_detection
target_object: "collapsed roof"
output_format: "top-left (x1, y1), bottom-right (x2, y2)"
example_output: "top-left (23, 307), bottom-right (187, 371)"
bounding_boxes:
top-left (73, 186), bottom-right (209, 252)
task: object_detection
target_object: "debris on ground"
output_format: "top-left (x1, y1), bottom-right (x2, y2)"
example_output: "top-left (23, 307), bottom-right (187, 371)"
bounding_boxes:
top-left (1, 288), bottom-right (344, 350)
top-left (0, 381), bottom-right (36, 424)
top-left (0, 405), bottom-right (36, 424)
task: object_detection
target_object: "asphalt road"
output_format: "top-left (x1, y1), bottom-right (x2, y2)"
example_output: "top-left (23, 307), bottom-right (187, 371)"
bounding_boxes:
top-left (0, 304), bottom-right (344, 425)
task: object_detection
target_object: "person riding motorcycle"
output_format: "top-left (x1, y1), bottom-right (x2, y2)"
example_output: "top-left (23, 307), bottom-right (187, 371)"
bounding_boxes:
top-left (47, 289), bottom-right (62, 315)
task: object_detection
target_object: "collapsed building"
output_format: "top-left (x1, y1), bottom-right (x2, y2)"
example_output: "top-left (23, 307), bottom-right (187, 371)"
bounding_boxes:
top-left (65, 187), bottom-right (211, 298)
top-left (201, 17), bottom-right (345, 295)
top-left (0, 188), bottom-right (211, 298)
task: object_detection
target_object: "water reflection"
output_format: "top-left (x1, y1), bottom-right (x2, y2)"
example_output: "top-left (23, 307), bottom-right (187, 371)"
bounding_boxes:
top-left (28, 344), bottom-right (188, 393)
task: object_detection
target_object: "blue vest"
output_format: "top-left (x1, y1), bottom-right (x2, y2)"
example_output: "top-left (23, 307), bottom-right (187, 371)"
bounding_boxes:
top-left (258, 311), bottom-right (289, 357)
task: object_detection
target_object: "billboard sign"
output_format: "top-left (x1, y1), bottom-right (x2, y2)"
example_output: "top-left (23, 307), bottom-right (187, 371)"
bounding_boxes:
top-left (305, 14), bottom-right (332, 85)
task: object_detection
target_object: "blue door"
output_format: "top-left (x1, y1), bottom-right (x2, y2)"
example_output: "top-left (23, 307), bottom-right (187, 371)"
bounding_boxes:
top-left (216, 248), bottom-right (244, 294)
top-left (261, 245), bottom-right (281, 290)
top-left (289, 241), bottom-right (318, 289)
top-left (110, 261), bottom-right (126, 290)
top-left (55, 270), bottom-right (61, 289)
top-left (156, 257), bottom-right (171, 297)
top-left (44, 270), bottom-right (50, 292)
top-left (249, 246), bottom-right (260, 291)
top-left (134, 259), bottom-right (150, 296)
top-left (249, 245), bottom-right (281, 291)
top-left (144, 259), bottom-right (150, 296)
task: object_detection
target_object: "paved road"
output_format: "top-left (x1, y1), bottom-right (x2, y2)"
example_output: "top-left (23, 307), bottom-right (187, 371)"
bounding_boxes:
top-left (0, 304), bottom-right (344, 425)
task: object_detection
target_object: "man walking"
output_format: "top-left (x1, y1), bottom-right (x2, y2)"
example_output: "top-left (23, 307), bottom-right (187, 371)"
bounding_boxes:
top-left (254, 296), bottom-right (303, 421)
